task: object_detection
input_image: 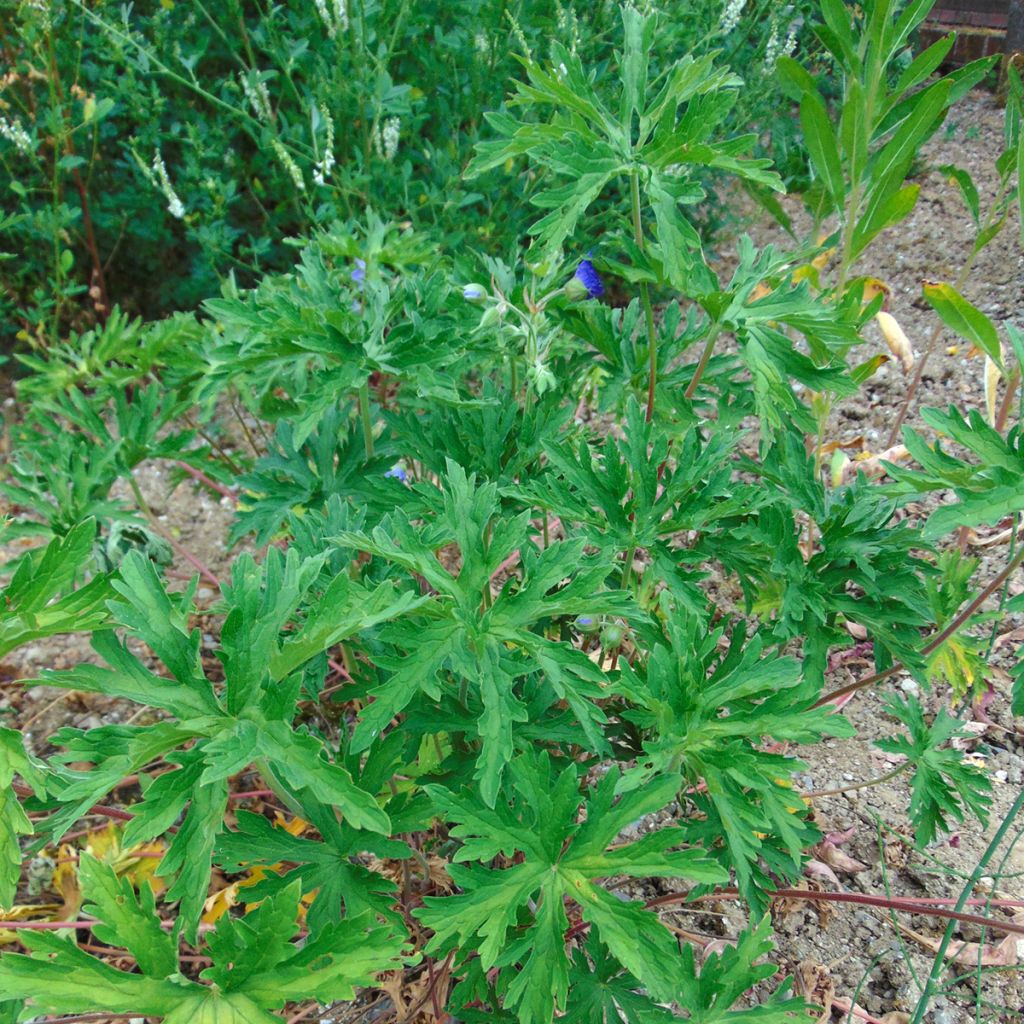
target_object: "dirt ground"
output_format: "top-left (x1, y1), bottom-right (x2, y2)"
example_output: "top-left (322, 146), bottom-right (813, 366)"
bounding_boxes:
top-left (722, 88), bottom-right (1024, 1022)
top-left (0, 89), bottom-right (1022, 1023)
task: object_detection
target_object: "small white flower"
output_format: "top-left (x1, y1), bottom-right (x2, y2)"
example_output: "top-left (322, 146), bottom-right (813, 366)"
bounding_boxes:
top-left (0, 116), bottom-right (33, 155)
top-left (763, 23), bottom-right (798, 74)
top-left (313, 105), bottom-right (336, 185)
top-left (332, 0), bottom-right (348, 32)
top-left (719, 0), bottom-right (747, 33)
top-left (151, 151), bottom-right (185, 219)
top-left (374, 116), bottom-right (400, 162)
top-left (314, 0), bottom-right (348, 37)
top-left (240, 72), bottom-right (273, 122)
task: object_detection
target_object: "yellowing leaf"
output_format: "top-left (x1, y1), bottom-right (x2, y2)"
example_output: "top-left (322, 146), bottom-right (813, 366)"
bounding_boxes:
top-left (984, 349), bottom-right (1003, 426)
top-left (0, 904), bottom-right (61, 945)
top-left (861, 277), bottom-right (890, 306)
top-left (52, 844), bottom-right (82, 921)
top-left (876, 311), bottom-right (913, 373)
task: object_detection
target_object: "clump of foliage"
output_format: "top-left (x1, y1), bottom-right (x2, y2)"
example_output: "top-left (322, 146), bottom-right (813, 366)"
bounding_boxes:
top-left (0, 2), bottom-right (1022, 1024)
top-left (0, 0), bottom-right (822, 349)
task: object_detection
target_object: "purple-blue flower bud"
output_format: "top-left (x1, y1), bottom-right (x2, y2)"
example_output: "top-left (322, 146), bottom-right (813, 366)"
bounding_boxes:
top-left (573, 258), bottom-right (604, 299)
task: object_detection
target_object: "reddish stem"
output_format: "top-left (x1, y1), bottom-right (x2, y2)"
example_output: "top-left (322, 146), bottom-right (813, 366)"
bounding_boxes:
top-left (176, 461), bottom-right (239, 503)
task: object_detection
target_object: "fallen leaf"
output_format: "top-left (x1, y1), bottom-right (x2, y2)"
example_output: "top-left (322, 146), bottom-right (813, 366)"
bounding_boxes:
top-left (816, 842), bottom-right (868, 874)
top-left (794, 961), bottom-right (834, 1024)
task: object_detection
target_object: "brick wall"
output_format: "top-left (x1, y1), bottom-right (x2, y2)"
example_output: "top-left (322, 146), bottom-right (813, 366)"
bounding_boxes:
top-left (920, 1), bottom-right (1010, 65)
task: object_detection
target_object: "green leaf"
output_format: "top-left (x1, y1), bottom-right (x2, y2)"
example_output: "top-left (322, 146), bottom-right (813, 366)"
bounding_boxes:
top-left (674, 916), bottom-right (806, 1022)
top-left (258, 722), bottom-right (391, 834)
top-left (876, 695), bottom-right (992, 847)
top-left (78, 854), bottom-right (178, 978)
top-left (850, 183), bottom-right (919, 260)
top-left (799, 91), bottom-right (844, 207)
top-left (416, 753), bottom-right (725, 1024)
top-left (215, 809), bottom-right (405, 934)
top-left (0, 728), bottom-right (46, 907)
top-left (922, 282), bottom-right (1001, 363)
top-left (0, 519), bottom-right (111, 659)
top-left (0, 873), bottom-right (408, 1020)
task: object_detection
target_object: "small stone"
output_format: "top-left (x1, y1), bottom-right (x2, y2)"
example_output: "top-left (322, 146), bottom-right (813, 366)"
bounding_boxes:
top-left (994, 769), bottom-right (1008, 782)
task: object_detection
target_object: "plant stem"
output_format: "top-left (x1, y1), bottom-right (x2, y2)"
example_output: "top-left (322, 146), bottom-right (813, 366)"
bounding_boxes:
top-left (358, 382), bottom-right (375, 459)
top-left (620, 543), bottom-right (637, 592)
top-left (683, 322), bottom-right (723, 400)
top-left (630, 172), bottom-right (659, 421)
top-left (910, 788), bottom-right (1024, 1024)
top-left (254, 756), bottom-right (307, 819)
top-left (814, 542), bottom-right (1024, 709)
top-left (804, 761), bottom-right (911, 799)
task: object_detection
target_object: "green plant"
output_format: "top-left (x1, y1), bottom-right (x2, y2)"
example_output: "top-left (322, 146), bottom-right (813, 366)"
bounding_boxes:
top-left (0, 0), bottom-right (823, 350)
top-left (0, 3), bottom-right (1022, 1023)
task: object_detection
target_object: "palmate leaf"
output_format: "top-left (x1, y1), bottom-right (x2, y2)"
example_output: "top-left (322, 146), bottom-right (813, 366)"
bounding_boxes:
top-left (673, 916), bottom-right (806, 1023)
top-left (339, 460), bottom-right (635, 804)
top-left (215, 808), bottom-right (407, 934)
top-left (230, 405), bottom-right (401, 545)
top-left (416, 751), bottom-right (726, 1024)
top-left (724, 434), bottom-right (933, 678)
top-left (887, 407), bottom-right (1024, 541)
top-left (470, 7), bottom-right (779, 273)
top-left (31, 548), bottom-right (417, 935)
top-left (0, 518), bottom-right (111, 659)
top-left (615, 600), bottom-right (852, 912)
top-left (0, 857), bottom-right (409, 1023)
top-left (876, 695), bottom-right (992, 847)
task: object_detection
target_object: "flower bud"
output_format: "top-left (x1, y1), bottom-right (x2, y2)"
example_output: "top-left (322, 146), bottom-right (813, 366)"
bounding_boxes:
top-left (574, 615), bottom-right (600, 634)
top-left (600, 624), bottom-right (624, 649)
top-left (566, 258), bottom-right (604, 300)
top-left (462, 283), bottom-right (487, 303)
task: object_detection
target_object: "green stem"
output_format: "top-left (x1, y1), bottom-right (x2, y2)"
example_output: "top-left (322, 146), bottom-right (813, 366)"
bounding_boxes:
top-left (630, 173), bottom-right (659, 422)
top-left (358, 382), bottom-right (375, 459)
top-left (621, 544), bottom-right (637, 592)
top-left (254, 756), bottom-right (308, 818)
top-left (683, 322), bottom-right (723, 400)
top-left (910, 787), bottom-right (1024, 1024)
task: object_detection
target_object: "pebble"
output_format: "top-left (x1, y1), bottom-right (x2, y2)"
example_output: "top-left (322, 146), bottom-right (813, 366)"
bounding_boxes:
top-left (843, 772), bottom-right (855, 781)
top-left (994, 769), bottom-right (1008, 782)
top-left (899, 678), bottom-right (919, 696)
top-left (198, 587), bottom-right (215, 600)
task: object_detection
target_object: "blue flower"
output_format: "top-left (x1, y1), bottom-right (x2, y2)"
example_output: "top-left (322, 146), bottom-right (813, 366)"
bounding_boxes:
top-left (385, 466), bottom-right (408, 482)
top-left (351, 258), bottom-right (366, 285)
top-left (573, 258), bottom-right (604, 299)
